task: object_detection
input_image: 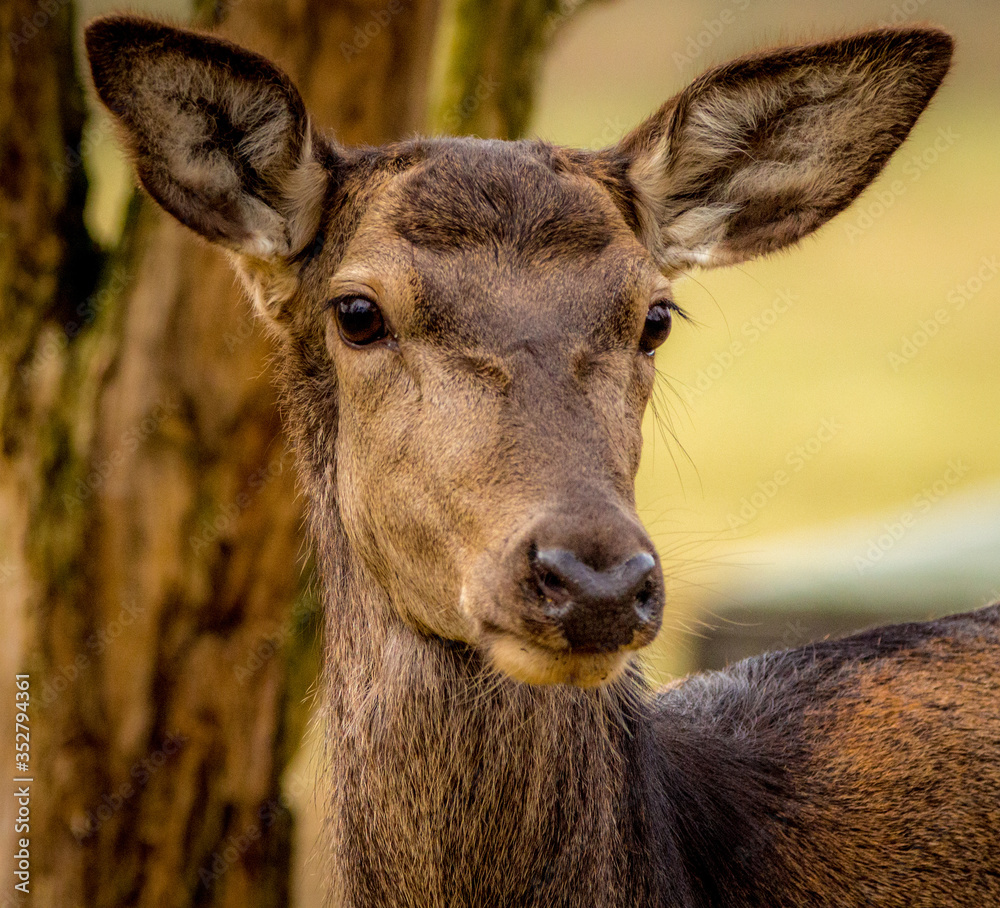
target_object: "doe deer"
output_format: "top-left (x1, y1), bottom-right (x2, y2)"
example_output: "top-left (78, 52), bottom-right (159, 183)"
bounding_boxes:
top-left (85, 16), bottom-right (1000, 907)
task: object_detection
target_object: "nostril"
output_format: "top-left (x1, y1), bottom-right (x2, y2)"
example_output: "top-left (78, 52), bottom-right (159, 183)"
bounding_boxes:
top-left (530, 553), bottom-right (575, 617)
top-left (536, 572), bottom-right (571, 612)
top-left (536, 570), bottom-right (567, 600)
top-left (633, 579), bottom-right (659, 625)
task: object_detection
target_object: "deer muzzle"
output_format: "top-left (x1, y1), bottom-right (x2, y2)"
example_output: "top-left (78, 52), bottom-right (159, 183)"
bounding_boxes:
top-left (464, 503), bottom-right (665, 686)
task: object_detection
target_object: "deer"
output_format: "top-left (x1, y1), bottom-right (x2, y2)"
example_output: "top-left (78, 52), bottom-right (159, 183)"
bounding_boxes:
top-left (84, 15), bottom-right (1000, 907)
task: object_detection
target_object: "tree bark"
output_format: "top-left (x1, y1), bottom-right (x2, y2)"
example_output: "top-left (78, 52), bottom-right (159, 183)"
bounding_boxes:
top-left (431, 0), bottom-right (602, 139)
top-left (2, 0), bottom-right (440, 905)
top-left (1, 0), bottom-right (100, 900)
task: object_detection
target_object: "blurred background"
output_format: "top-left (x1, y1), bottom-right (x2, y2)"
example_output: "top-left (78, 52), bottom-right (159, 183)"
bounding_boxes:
top-left (3, 0), bottom-right (998, 904)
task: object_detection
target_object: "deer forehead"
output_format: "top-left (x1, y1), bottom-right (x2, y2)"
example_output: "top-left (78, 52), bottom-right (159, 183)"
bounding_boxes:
top-left (326, 138), bottom-right (667, 353)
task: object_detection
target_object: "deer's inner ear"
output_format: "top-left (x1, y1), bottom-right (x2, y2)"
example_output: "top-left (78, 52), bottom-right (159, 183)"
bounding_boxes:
top-left (594, 28), bottom-right (953, 274)
top-left (85, 15), bottom-right (328, 262)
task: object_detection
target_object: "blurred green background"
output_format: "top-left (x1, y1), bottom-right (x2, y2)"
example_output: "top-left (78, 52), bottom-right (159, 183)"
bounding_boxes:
top-left (78, 0), bottom-right (1000, 680)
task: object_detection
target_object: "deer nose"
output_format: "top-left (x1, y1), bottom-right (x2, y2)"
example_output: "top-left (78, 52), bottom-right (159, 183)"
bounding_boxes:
top-left (529, 547), bottom-right (662, 653)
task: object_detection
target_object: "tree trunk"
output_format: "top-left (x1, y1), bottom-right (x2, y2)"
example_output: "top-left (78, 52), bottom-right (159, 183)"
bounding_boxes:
top-left (431, 0), bottom-right (603, 139)
top-left (1, 0), bottom-right (100, 901)
top-left (2, 0), bottom-right (440, 905)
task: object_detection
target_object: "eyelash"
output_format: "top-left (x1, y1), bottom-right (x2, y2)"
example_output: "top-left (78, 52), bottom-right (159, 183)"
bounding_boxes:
top-left (660, 300), bottom-right (690, 321)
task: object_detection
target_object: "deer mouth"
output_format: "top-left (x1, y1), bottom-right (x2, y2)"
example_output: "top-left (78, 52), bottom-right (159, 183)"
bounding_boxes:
top-left (468, 583), bottom-right (660, 687)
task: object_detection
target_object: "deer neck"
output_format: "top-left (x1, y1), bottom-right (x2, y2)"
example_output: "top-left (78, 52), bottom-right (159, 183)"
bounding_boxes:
top-left (317, 548), bottom-right (684, 908)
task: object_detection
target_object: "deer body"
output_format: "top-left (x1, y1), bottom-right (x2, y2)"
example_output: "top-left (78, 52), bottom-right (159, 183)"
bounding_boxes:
top-left (84, 17), bottom-right (1000, 906)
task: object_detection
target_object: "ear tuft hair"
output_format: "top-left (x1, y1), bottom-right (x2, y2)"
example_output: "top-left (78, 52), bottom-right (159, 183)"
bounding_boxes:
top-left (603, 27), bottom-right (954, 273)
top-left (84, 15), bottom-right (327, 262)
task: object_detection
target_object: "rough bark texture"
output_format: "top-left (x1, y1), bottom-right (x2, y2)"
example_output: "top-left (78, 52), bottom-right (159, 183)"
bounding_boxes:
top-left (1, 0), bottom-right (440, 905)
top-left (431, 0), bottom-right (601, 139)
top-left (0, 0), bottom-right (101, 902)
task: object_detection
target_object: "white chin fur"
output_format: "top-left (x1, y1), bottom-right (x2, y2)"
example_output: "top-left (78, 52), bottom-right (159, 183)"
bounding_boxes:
top-left (486, 635), bottom-right (629, 688)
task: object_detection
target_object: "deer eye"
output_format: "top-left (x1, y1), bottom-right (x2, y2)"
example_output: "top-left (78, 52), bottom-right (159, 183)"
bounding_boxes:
top-left (639, 301), bottom-right (675, 354)
top-left (334, 296), bottom-right (388, 347)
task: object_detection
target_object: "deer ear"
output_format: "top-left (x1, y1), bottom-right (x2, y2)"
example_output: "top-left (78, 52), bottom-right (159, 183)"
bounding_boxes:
top-left (84, 15), bottom-right (327, 262)
top-left (609, 27), bottom-right (953, 273)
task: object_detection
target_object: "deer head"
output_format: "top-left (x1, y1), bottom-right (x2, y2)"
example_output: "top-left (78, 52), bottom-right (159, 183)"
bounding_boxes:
top-left (85, 17), bottom-right (951, 686)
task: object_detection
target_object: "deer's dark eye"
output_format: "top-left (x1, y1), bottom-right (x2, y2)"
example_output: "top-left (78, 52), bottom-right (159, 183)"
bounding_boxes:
top-left (334, 296), bottom-right (388, 347)
top-left (640, 302), bottom-right (674, 354)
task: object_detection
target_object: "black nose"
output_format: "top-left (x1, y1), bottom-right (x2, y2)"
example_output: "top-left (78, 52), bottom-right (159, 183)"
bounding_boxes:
top-left (529, 547), bottom-right (662, 652)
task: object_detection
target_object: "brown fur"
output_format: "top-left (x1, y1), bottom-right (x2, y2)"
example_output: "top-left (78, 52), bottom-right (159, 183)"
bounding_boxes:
top-left (83, 17), bottom-right (1000, 908)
